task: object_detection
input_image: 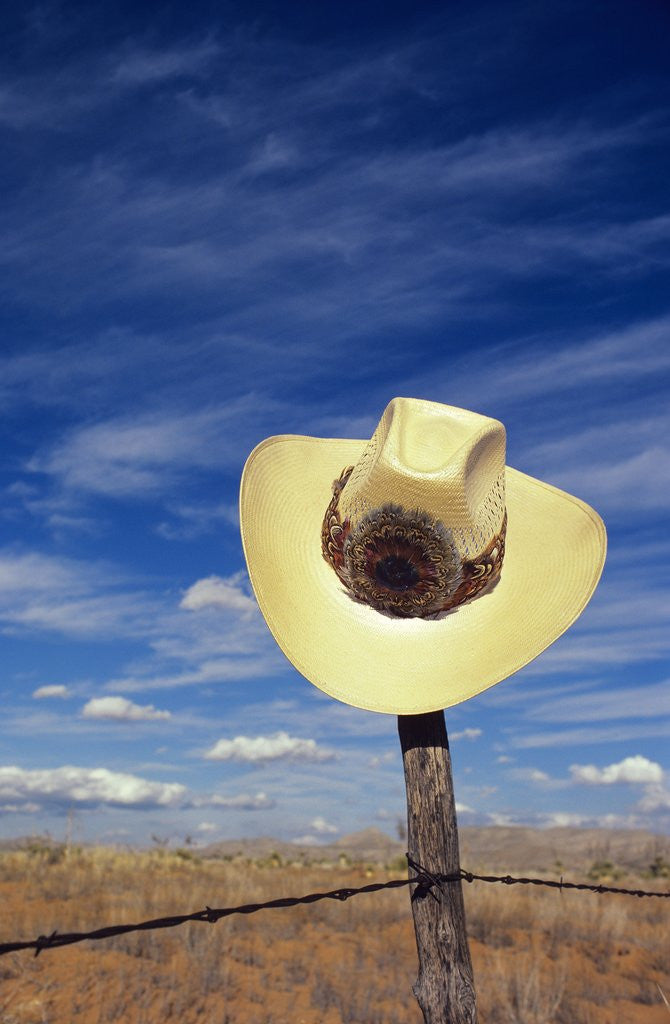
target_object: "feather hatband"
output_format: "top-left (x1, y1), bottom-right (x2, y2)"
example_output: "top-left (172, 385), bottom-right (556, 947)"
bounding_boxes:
top-left (322, 466), bottom-right (506, 618)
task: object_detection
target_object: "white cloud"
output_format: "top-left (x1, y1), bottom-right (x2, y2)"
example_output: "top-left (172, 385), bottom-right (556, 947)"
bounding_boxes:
top-left (197, 792), bottom-right (275, 810)
top-left (570, 755), bottom-right (663, 786)
top-left (311, 815), bottom-right (338, 835)
top-left (368, 751), bottom-right (396, 768)
top-left (0, 802), bottom-right (41, 814)
top-left (538, 812), bottom-right (590, 829)
top-left (0, 765), bottom-right (185, 808)
top-left (485, 808), bottom-right (659, 830)
top-left (455, 801), bottom-right (474, 814)
top-left (180, 573), bottom-right (257, 614)
top-left (203, 731), bottom-right (336, 764)
top-left (81, 696), bottom-right (171, 722)
top-left (196, 822), bottom-right (218, 833)
top-left (450, 728), bottom-right (482, 741)
top-left (292, 834), bottom-right (323, 846)
top-left (510, 767), bottom-right (552, 784)
top-left (33, 685), bottom-right (70, 699)
top-left (636, 784), bottom-right (670, 812)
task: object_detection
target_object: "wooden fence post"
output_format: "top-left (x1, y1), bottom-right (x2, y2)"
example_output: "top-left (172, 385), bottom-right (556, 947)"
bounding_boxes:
top-left (398, 710), bottom-right (477, 1024)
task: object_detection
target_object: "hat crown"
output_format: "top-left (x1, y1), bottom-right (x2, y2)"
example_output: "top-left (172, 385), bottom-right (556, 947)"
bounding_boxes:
top-left (338, 398), bottom-right (506, 558)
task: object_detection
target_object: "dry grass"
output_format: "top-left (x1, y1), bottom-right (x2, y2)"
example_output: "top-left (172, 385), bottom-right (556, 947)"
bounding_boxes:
top-left (0, 845), bottom-right (667, 1023)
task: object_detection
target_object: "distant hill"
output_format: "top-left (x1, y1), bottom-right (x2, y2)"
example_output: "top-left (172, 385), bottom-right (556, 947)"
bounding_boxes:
top-left (198, 825), bottom-right (400, 865)
top-left (458, 826), bottom-right (670, 874)
top-left (199, 825), bottom-right (670, 875)
top-left (1, 826), bottom-right (667, 876)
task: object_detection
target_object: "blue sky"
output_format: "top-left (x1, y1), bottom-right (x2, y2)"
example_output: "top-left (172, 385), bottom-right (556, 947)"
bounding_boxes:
top-left (1, 0), bottom-right (669, 848)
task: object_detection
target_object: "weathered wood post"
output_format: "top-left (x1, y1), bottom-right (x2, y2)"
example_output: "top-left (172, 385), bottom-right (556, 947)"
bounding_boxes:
top-left (398, 709), bottom-right (477, 1024)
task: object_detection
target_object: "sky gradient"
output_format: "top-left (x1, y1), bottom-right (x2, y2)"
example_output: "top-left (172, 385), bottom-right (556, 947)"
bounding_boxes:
top-left (1, 0), bottom-right (669, 848)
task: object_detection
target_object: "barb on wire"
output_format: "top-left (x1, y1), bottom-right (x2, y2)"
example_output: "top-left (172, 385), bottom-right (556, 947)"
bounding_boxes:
top-left (1, 861), bottom-right (667, 959)
top-left (407, 855), bottom-right (449, 903)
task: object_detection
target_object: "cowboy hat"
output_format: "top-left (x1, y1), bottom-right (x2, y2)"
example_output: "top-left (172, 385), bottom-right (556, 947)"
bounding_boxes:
top-left (239, 398), bottom-right (606, 714)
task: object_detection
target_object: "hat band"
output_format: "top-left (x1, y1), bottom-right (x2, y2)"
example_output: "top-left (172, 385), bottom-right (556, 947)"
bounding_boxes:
top-left (321, 466), bottom-right (506, 618)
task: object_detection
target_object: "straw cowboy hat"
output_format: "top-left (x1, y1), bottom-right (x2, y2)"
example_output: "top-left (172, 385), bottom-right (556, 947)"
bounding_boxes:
top-left (239, 398), bottom-right (606, 715)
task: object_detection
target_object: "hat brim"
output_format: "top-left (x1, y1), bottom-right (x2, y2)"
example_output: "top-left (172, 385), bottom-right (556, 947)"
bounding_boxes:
top-left (240, 434), bottom-right (606, 715)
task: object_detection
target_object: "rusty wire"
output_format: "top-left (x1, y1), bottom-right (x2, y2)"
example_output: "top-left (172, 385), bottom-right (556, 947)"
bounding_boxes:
top-left (1, 858), bottom-right (667, 959)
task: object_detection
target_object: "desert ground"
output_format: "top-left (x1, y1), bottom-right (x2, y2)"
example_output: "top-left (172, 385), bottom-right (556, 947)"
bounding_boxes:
top-left (0, 828), bottom-right (668, 1023)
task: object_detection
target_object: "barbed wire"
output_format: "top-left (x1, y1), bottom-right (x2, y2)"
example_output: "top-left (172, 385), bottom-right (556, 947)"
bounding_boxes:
top-left (1, 857), bottom-right (668, 959)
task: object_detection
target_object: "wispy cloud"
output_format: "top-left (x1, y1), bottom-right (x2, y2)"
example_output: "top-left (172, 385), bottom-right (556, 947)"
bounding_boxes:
top-left (0, 35), bottom-right (221, 130)
top-left (0, 550), bottom-right (95, 595)
top-left (451, 728), bottom-right (482, 741)
top-left (0, 547), bottom-right (278, 708)
top-left (525, 680), bottom-right (670, 723)
top-left (0, 332), bottom-right (187, 415)
top-left (106, 656), bottom-right (281, 694)
top-left (513, 722), bottom-right (670, 749)
top-left (0, 549), bottom-right (156, 639)
top-left (156, 501), bottom-right (239, 540)
top-left (111, 40), bottom-right (220, 86)
top-left (193, 792), bottom-right (275, 810)
top-left (508, 767), bottom-right (556, 786)
top-left (368, 751), bottom-right (397, 768)
top-left (27, 400), bottom-right (260, 499)
top-left (2, 18), bottom-right (666, 345)
top-left (497, 317), bottom-right (670, 409)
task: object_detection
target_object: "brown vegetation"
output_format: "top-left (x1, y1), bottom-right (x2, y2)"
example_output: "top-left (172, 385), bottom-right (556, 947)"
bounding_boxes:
top-left (0, 844), bottom-right (667, 1023)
